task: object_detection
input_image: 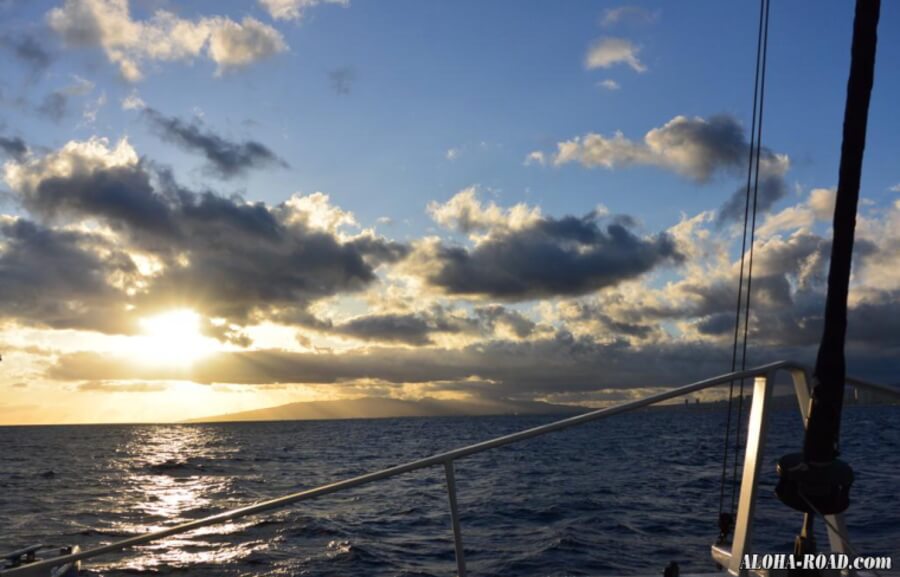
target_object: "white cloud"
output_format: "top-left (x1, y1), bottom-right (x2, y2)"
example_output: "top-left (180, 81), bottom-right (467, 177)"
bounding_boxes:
top-left (757, 187), bottom-right (835, 238)
top-left (64, 74), bottom-right (95, 96)
top-left (206, 17), bottom-right (287, 74)
top-left (597, 79), bottom-right (620, 91)
top-left (46, 0), bottom-right (287, 81)
top-left (121, 90), bottom-right (145, 110)
top-left (585, 37), bottom-right (646, 73)
top-left (258, 0), bottom-right (348, 21)
top-left (601, 6), bottom-right (659, 27)
top-left (523, 151), bottom-right (546, 166)
top-left (278, 191), bottom-right (359, 235)
top-left (890, 183), bottom-right (900, 192)
top-left (427, 186), bottom-right (542, 240)
top-left (81, 91), bottom-right (106, 124)
top-left (4, 136), bottom-right (139, 195)
top-left (446, 148), bottom-right (459, 161)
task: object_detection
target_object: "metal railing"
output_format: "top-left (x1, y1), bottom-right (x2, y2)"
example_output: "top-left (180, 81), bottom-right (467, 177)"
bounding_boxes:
top-left (2, 360), bottom-right (897, 577)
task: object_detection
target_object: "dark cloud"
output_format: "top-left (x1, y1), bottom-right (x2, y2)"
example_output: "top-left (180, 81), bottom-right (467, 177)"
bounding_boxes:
top-left (329, 66), bottom-right (355, 95)
top-left (652, 114), bottom-right (749, 181)
top-left (330, 304), bottom-right (536, 346)
top-left (0, 134), bottom-right (27, 160)
top-left (548, 115), bottom-right (790, 224)
top-left (423, 215), bottom-right (682, 300)
top-left (51, 329), bottom-right (897, 399)
top-left (718, 174), bottom-right (789, 225)
top-left (649, 116), bottom-right (789, 223)
top-left (21, 162), bottom-right (177, 237)
top-left (48, 325), bottom-right (900, 399)
top-left (0, 218), bottom-right (136, 333)
top-left (2, 148), bottom-right (407, 332)
top-left (559, 300), bottom-right (660, 340)
top-left (47, 333), bottom-right (737, 396)
top-left (474, 305), bottom-right (537, 338)
top-left (37, 91), bottom-right (67, 121)
top-left (143, 108), bottom-right (287, 178)
top-left (846, 295), bottom-right (900, 346)
top-left (658, 233), bottom-right (890, 353)
top-left (336, 313), bottom-right (435, 345)
top-left (0, 32), bottom-right (53, 76)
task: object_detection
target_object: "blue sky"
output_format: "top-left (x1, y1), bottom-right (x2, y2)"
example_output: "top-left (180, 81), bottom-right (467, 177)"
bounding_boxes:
top-left (4, 0), bottom-right (898, 234)
top-left (1, 0), bottom-right (898, 423)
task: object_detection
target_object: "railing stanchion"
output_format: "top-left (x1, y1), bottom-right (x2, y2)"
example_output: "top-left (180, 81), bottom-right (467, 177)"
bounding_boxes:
top-left (728, 372), bottom-right (775, 575)
top-left (443, 460), bottom-right (467, 577)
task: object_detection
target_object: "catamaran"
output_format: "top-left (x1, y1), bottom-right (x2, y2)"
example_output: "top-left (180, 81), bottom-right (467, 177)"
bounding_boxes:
top-left (2, 0), bottom-right (897, 575)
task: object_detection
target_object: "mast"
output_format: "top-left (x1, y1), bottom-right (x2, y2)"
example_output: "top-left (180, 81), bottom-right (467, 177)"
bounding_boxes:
top-left (803, 0), bottom-right (880, 464)
top-left (775, 0), bottom-right (880, 563)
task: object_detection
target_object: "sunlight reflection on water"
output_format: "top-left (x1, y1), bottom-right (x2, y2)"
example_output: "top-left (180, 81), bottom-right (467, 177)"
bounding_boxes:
top-left (94, 426), bottom-right (265, 571)
top-left (2, 410), bottom-right (896, 576)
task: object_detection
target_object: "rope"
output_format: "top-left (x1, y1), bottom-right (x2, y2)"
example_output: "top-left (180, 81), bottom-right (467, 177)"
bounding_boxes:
top-left (797, 492), bottom-right (885, 577)
top-left (718, 0), bottom-right (770, 532)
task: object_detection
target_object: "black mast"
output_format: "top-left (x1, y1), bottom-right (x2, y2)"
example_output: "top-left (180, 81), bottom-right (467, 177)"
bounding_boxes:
top-left (775, 0), bottom-right (880, 558)
top-left (804, 0), bottom-right (880, 465)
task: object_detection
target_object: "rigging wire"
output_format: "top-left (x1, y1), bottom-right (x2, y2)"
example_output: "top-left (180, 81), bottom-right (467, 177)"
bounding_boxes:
top-left (717, 0), bottom-right (771, 536)
top-left (731, 0), bottom-right (771, 516)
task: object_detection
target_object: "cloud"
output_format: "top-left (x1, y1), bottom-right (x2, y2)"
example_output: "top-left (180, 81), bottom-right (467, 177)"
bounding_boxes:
top-left (121, 90), bottom-right (145, 110)
top-left (601, 6), bottom-right (659, 27)
top-left (549, 115), bottom-right (755, 179)
top-left (330, 304), bottom-right (538, 346)
top-left (206, 16), bottom-right (287, 74)
top-left (57, 323), bottom-right (900, 399)
top-left (0, 32), bottom-right (53, 76)
top-left (426, 186), bottom-right (542, 237)
top-left (597, 79), bottom-right (620, 91)
top-left (757, 187), bottom-right (835, 237)
top-left (46, 0), bottom-right (286, 81)
top-left (415, 189), bottom-right (682, 301)
top-left (76, 380), bottom-right (169, 393)
top-left (1, 137), bottom-right (408, 331)
top-left (259, 0), bottom-right (349, 21)
top-left (533, 115), bottom-right (791, 222)
top-left (610, 200), bottom-right (898, 355)
top-left (34, 76), bottom-right (95, 122)
top-left (81, 91), bottom-right (106, 125)
top-left (890, 183), bottom-right (900, 192)
top-left (585, 37), bottom-right (646, 73)
top-left (328, 66), bottom-right (355, 95)
top-left (523, 151), bottom-right (546, 166)
top-left (0, 216), bottom-right (137, 333)
top-left (335, 313), bottom-right (437, 346)
top-left (0, 135), bottom-right (27, 160)
top-left (21, 183), bottom-right (900, 399)
top-left (47, 334), bottom-right (739, 398)
top-left (37, 92), bottom-right (68, 121)
top-left (3, 137), bottom-right (173, 235)
top-left (143, 108), bottom-right (287, 178)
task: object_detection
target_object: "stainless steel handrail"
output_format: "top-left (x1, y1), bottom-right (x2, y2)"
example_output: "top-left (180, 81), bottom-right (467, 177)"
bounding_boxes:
top-left (2, 360), bottom-right (896, 576)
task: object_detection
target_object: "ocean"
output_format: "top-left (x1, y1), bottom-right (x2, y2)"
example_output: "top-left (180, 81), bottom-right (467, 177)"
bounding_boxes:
top-left (1, 405), bottom-right (897, 576)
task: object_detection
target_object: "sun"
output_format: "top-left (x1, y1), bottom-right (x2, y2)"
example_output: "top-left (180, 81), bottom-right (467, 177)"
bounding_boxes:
top-left (136, 309), bottom-right (217, 366)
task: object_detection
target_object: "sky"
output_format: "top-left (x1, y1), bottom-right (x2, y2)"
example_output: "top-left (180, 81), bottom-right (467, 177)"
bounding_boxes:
top-left (0, 0), bottom-right (898, 424)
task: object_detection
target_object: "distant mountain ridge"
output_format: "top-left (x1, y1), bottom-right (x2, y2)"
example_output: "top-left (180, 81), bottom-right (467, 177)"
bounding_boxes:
top-left (187, 396), bottom-right (586, 423)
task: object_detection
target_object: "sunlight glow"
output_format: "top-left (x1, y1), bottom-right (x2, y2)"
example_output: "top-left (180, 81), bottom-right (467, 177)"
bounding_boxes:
top-left (137, 310), bottom-right (217, 366)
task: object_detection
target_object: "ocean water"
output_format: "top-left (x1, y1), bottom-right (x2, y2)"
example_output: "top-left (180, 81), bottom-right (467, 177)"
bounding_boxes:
top-left (1, 405), bottom-right (897, 576)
